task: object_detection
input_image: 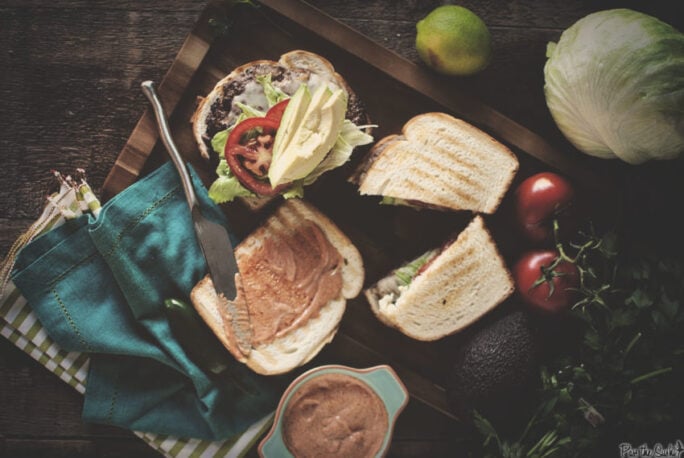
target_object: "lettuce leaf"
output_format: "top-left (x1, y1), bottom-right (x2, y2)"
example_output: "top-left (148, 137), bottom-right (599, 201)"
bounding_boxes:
top-left (211, 129), bottom-right (230, 156)
top-left (302, 120), bottom-right (374, 185)
top-left (282, 182), bottom-right (305, 199)
top-left (234, 101), bottom-right (265, 119)
top-left (256, 73), bottom-right (288, 107)
top-left (381, 196), bottom-right (412, 206)
top-left (207, 159), bottom-right (255, 203)
top-left (339, 119), bottom-right (375, 148)
top-left (394, 249), bottom-right (438, 286)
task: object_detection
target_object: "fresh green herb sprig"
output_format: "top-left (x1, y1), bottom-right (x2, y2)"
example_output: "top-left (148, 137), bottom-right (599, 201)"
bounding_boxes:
top-left (473, 222), bottom-right (684, 457)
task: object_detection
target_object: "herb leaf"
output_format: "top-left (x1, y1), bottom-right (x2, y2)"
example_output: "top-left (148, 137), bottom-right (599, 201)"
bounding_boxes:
top-left (470, 222), bottom-right (684, 456)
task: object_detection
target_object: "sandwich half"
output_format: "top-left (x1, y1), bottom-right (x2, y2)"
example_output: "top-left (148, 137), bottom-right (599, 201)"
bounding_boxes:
top-left (192, 50), bottom-right (373, 207)
top-left (353, 112), bottom-right (519, 214)
top-left (365, 216), bottom-right (514, 341)
top-left (190, 199), bottom-right (364, 375)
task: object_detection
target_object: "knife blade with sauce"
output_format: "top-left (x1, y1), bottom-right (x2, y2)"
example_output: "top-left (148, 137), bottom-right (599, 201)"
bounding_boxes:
top-left (141, 80), bottom-right (253, 356)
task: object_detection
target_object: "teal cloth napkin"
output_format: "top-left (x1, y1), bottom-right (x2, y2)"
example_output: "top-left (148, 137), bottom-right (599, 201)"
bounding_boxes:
top-left (11, 162), bottom-right (277, 441)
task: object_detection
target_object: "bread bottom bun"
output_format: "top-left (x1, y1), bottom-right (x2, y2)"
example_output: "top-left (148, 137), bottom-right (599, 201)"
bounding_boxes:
top-left (191, 199), bottom-right (364, 375)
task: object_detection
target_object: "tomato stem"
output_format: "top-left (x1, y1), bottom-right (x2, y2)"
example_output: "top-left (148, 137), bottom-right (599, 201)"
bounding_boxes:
top-left (532, 262), bottom-right (570, 299)
top-left (552, 218), bottom-right (609, 308)
top-left (629, 367), bottom-right (672, 385)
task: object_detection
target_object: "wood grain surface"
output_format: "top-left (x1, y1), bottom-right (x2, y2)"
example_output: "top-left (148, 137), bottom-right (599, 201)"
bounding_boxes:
top-left (2, 1), bottom-right (683, 457)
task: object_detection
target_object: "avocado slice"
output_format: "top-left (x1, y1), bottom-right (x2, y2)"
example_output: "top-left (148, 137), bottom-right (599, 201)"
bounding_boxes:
top-left (271, 84), bottom-right (312, 163)
top-left (269, 84), bottom-right (347, 187)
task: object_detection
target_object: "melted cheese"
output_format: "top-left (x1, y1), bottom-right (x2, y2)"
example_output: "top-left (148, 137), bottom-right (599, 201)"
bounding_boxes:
top-left (231, 70), bottom-right (341, 117)
top-left (232, 80), bottom-right (269, 113)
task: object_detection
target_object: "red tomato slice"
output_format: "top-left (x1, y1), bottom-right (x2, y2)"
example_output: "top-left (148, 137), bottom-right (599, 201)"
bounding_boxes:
top-left (226, 116), bottom-right (279, 150)
top-left (265, 99), bottom-right (290, 124)
top-left (223, 116), bottom-right (289, 195)
top-left (226, 144), bottom-right (289, 196)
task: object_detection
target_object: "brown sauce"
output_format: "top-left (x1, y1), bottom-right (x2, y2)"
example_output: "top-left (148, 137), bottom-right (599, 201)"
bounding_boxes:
top-left (222, 219), bottom-right (343, 354)
top-left (282, 372), bottom-right (389, 458)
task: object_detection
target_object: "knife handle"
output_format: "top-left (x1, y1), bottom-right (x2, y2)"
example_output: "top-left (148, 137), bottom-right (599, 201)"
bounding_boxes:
top-left (163, 298), bottom-right (257, 395)
top-left (163, 298), bottom-right (230, 375)
top-left (141, 80), bottom-right (199, 211)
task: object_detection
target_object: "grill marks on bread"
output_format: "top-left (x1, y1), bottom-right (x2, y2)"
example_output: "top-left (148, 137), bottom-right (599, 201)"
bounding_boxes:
top-left (367, 216), bottom-right (514, 341)
top-left (357, 113), bottom-right (519, 214)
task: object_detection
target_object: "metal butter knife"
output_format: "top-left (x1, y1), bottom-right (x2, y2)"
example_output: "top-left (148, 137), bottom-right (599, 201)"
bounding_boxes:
top-left (141, 81), bottom-right (253, 356)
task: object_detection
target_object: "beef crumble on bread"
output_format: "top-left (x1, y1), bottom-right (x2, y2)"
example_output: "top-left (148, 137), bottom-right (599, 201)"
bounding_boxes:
top-left (365, 216), bottom-right (514, 341)
top-left (190, 199), bottom-right (364, 375)
top-left (352, 112), bottom-right (519, 214)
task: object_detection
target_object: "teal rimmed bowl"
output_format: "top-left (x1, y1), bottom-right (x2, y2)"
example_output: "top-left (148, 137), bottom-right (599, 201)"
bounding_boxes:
top-left (258, 364), bottom-right (409, 458)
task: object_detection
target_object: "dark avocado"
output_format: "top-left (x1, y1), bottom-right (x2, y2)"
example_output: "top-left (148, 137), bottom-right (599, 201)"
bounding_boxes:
top-left (447, 310), bottom-right (538, 429)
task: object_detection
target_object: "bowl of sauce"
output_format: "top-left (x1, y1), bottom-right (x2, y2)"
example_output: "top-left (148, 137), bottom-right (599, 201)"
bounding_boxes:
top-left (259, 364), bottom-right (408, 458)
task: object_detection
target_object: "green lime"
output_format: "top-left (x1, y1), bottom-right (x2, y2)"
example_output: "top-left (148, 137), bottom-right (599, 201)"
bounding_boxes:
top-left (416, 5), bottom-right (492, 76)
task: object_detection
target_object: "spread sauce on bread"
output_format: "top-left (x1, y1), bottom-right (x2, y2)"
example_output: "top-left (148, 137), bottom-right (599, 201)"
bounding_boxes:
top-left (282, 372), bottom-right (388, 458)
top-left (222, 220), bottom-right (343, 354)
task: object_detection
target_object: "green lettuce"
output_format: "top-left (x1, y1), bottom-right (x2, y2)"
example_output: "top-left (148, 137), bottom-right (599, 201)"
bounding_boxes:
top-left (381, 196), bottom-right (412, 207)
top-left (234, 101), bottom-right (265, 119)
top-left (282, 182), bottom-right (305, 199)
top-left (210, 129), bottom-right (230, 156)
top-left (544, 9), bottom-right (684, 164)
top-left (394, 249), bottom-right (438, 286)
top-left (256, 74), bottom-right (288, 107)
top-left (303, 120), bottom-right (374, 185)
top-left (207, 159), bottom-right (255, 203)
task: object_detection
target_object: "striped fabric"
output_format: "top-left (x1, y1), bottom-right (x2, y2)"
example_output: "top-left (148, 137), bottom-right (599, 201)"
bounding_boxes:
top-left (0, 173), bottom-right (272, 458)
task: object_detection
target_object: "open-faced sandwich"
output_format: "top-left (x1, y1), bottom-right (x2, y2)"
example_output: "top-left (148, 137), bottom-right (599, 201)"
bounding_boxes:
top-left (192, 50), bottom-right (374, 208)
top-left (352, 112), bottom-right (519, 213)
top-left (190, 199), bottom-right (364, 375)
top-left (365, 216), bottom-right (514, 341)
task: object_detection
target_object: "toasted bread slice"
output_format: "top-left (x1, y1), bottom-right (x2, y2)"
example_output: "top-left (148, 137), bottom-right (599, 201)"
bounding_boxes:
top-left (190, 199), bottom-right (364, 375)
top-left (365, 216), bottom-right (513, 341)
top-left (355, 113), bottom-right (519, 214)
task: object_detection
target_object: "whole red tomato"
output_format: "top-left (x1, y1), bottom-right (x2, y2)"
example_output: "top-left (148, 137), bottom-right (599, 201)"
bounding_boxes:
top-left (514, 172), bottom-right (575, 244)
top-left (513, 250), bottom-right (579, 314)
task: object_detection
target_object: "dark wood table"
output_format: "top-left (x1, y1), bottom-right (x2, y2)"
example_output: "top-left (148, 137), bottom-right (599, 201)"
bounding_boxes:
top-left (2, 1), bottom-right (682, 456)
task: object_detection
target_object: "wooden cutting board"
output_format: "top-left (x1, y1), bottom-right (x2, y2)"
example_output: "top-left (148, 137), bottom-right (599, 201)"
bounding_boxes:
top-left (101, 0), bottom-right (611, 422)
